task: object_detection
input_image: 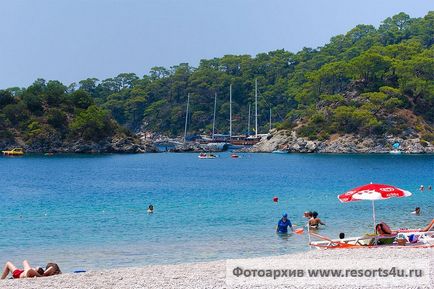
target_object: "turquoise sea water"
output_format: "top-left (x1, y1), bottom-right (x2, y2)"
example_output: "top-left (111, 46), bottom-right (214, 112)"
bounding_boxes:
top-left (0, 153), bottom-right (433, 272)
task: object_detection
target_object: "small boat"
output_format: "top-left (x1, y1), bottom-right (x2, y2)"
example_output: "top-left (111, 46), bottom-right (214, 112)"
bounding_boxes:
top-left (272, 150), bottom-right (287, 154)
top-left (231, 153), bottom-right (240, 158)
top-left (198, 153), bottom-right (217, 159)
top-left (390, 142), bottom-right (401, 154)
top-left (2, 148), bottom-right (24, 156)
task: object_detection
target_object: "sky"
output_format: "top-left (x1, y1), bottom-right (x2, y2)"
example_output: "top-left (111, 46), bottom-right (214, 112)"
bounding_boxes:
top-left (0, 0), bottom-right (433, 88)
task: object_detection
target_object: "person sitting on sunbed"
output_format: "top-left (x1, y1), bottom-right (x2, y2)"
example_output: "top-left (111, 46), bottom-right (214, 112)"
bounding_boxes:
top-left (375, 222), bottom-right (393, 235)
top-left (375, 222), bottom-right (395, 245)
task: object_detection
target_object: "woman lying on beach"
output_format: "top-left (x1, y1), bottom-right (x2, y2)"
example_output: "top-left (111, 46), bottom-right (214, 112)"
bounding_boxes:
top-left (1, 260), bottom-right (61, 279)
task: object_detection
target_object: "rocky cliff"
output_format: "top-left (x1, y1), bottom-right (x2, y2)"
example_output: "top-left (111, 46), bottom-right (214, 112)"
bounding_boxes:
top-left (246, 129), bottom-right (434, 154)
top-left (0, 134), bottom-right (158, 154)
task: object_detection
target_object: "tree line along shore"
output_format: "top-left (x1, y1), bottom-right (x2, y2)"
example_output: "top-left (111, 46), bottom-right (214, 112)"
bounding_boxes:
top-left (0, 12), bottom-right (433, 153)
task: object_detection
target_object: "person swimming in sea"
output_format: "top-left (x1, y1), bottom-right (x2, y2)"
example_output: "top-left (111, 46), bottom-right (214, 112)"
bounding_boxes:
top-left (411, 207), bottom-right (421, 215)
top-left (309, 211), bottom-right (325, 229)
top-left (147, 204), bottom-right (154, 214)
top-left (304, 211), bottom-right (321, 229)
top-left (276, 213), bottom-right (294, 234)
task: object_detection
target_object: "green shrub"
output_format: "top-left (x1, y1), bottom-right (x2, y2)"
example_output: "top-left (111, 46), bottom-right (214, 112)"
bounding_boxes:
top-left (69, 105), bottom-right (114, 140)
top-left (47, 109), bottom-right (67, 130)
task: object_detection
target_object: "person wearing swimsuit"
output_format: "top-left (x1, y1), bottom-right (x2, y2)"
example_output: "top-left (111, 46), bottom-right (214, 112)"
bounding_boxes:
top-left (1, 260), bottom-right (61, 279)
top-left (309, 211), bottom-right (326, 229)
top-left (1, 260), bottom-right (40, 279)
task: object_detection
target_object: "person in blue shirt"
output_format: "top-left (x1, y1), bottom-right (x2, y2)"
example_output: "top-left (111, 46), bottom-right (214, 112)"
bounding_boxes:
top-left (276, 213), bottom-right (294, 234)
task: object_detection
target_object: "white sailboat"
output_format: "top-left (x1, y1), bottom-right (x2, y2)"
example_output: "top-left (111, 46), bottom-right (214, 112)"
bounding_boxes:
top-left (247, 103), bottom-right (251, 136)
top-left (255, 78), bottom-right (258, 138)
top-left (183, 93), bottom-right (190, 143)
top-left (212, 92), bottom-right (217, 140)
top-left (229, 84), bottom-right (232, 139)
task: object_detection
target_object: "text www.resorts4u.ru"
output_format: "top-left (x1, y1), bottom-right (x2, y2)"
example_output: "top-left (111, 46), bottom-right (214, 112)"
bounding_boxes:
top-left (231, 267), bottom-right (423, 279)
top-left (225, 258), bottom-right (431, 287)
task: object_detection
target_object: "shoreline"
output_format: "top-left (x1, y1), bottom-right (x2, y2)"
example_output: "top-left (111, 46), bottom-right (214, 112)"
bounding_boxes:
top-left (2, 151), bottom-right (434, 155)
top-left (3, 247), bottom-right (432, 289)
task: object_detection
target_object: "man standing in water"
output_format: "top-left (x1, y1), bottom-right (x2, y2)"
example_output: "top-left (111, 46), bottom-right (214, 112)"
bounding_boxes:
top-left (276, 213), bottom-right (294, 234)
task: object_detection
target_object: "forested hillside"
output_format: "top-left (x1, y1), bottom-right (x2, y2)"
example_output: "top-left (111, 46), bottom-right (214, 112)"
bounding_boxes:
top-left (1, 12), bottom-right (433, 150)
top-left (0, 81), bottom-right (145, 152)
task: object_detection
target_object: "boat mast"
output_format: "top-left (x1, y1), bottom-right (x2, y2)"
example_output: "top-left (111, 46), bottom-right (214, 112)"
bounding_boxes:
top-left (255, 78), bottom-right (258, 137)
top-left (247, 103), bottom-right (251, 136)
top-left (183, 93), bottom-right (190, 143)
top-left (229, 84), bottom-right (232, 138)
top-left (269, 107), bottom-right (272, 131)
top-left (212, 92), bottom-right (217, 140)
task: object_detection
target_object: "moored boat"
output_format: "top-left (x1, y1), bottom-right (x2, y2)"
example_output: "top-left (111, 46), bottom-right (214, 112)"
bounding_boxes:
top-left (272, 150), bottom-right (287, 154)
top-left (390, 142), bottom-right (401, 154)
top-left (198, 153), bottom-right (217, 159)
top-left (2, 148), bottom-right (24, 156)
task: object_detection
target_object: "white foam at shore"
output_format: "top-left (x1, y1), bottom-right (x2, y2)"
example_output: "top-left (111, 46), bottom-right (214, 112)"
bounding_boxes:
top-left (2, 247), bottom-right (432, 289)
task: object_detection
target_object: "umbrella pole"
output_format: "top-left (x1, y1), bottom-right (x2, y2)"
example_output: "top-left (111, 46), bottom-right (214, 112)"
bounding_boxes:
top-left (372, 200), bottom-right (376, 232)
top-left (307, 221), bottom-right (311, 248)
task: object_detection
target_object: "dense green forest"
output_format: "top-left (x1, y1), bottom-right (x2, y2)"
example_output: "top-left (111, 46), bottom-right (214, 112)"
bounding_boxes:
top-left (1, 12), bottom-right (433, 148)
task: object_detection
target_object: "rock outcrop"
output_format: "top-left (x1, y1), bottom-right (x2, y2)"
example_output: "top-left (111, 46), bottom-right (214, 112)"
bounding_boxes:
top-left (245, 129), bottom-right (434, 154)
top-left (0, 134), bottom-right (158, 154)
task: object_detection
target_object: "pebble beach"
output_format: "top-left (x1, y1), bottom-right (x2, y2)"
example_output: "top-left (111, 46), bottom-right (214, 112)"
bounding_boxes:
top-left (2, 247), bottom-right (432, 289)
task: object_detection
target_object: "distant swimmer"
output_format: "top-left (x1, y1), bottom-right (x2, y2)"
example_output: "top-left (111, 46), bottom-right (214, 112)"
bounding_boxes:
top-left (147, 204), bottom-right (154, 214)
top-left (411, 207), bottom-right (421, 215)
top-left (420, 185), bottom-right (424, 191)
top-left (429, 185), bottom-right (432, 191)
top-left (276, 213), bottom-right (294, 234)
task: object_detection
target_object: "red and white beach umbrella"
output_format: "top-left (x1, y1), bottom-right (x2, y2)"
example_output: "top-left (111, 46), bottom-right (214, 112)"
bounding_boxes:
top-left (338, 183), bottom-right (412, 230)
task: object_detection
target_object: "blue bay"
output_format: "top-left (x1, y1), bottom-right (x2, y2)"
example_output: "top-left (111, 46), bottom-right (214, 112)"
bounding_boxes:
top-left (0, 153), bottom-right (432, 272)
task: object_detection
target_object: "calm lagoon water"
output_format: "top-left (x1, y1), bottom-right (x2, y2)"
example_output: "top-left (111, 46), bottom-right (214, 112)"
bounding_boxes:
top-left (0, 153), bottom-right (433, 272)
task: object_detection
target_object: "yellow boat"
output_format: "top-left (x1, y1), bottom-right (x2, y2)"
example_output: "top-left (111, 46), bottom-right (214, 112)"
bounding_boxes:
top-left (2, 148), bottom-right (24, 156)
